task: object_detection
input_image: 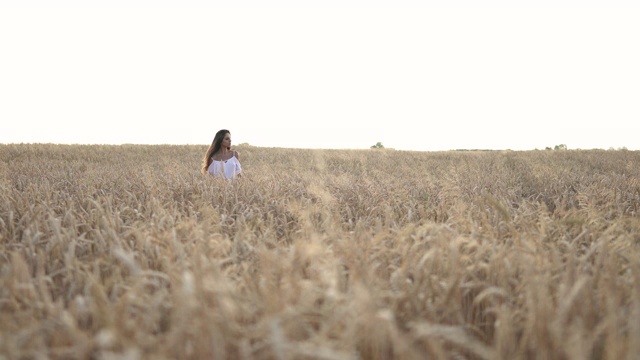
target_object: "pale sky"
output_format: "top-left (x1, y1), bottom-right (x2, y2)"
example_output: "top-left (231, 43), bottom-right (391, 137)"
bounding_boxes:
top-left (1, 0), bottom-right (639, 151)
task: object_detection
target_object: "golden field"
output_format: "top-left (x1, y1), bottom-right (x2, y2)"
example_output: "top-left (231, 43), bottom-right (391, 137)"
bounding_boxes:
top-left (1, 143), bottom-right (639, 360)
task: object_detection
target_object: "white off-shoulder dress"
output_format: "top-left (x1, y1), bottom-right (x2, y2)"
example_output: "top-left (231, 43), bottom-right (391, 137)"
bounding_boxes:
top-left (207, 152), bottom-right (242, 179)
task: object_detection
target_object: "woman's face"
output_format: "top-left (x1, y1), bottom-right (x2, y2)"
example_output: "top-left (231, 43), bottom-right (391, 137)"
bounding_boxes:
top-left (221, 133), bottom-right (231, 149)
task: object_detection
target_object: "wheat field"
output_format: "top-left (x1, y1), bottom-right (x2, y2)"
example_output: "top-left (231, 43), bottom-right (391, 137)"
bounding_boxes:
top-left (1, 144), bottom-right (639, 360)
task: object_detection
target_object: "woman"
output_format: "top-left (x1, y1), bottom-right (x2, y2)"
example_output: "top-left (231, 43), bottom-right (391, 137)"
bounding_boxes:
top-left (201, 129), bottom-right (242, 179)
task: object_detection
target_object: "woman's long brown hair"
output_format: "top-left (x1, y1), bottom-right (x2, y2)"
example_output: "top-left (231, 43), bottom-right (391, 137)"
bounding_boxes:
top-left (201, 129), bottom-right (230, 174)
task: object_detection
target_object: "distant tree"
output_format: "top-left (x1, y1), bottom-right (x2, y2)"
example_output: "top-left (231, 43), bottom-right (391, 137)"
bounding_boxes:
top-left (371, 142), bottom-right (384, 149)
top-left (554, 144), bottom-right (567, 150)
